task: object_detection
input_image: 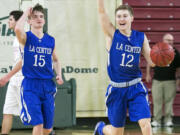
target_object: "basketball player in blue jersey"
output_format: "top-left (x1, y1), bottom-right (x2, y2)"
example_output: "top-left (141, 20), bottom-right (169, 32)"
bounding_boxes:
top-left (14, 4), bottom-right (63, 135)
top-left (94, 1), bottom-right (155, 135)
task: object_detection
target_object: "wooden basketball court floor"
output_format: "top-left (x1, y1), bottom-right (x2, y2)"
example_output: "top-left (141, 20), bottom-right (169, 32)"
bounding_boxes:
top-left (9, 126), bottom-right (180, 135)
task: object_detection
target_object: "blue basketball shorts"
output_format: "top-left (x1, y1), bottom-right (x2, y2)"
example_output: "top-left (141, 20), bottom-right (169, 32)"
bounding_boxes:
top-left (105, 81), bottom-right (151, 128)
top-left (20, 78), bottom-right (57, 129)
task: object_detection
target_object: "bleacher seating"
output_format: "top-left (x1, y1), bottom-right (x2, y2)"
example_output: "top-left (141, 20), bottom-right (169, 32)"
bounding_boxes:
top-left (133, 8), bottom-right (180, 20)
top-left (146, 32), bottom-right (180, 44)
top-left (132, 20), bottom-right (180, 32)
top-left (123, 0), bottom-right (180, 7)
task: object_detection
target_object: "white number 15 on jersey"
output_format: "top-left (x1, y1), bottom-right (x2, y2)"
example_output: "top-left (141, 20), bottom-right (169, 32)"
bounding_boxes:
top-left (33, 54), bottom-right (45, 67)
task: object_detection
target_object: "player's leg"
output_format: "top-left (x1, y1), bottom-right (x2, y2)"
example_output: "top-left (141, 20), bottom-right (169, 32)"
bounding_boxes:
top-left (42, 80), bottom-right (56, 135)
top-left (48, 129), bottom-right (56, 135)
top-left (32, 124), bottom-right (43, 135)
top-left (1, 114), bottom-right (13, 134)
top-left (20, 82), bottom-right (44, 135)
top-left (103, 125), bottom-right (124, 135)
top-left (43, 128), bottom-right (53, 135)
top-left (21, 94), bottom-right (44, 135)
top-left (1, 83), bottom-right (20, 134)
top-left (138, 118), bottom-right (152, 135)
top-left (128, 82), bottom-right (152, 135)
top-left (94, 85), bottom-right (126, 135)
top-left (20, 91), bottom-right (43, 135)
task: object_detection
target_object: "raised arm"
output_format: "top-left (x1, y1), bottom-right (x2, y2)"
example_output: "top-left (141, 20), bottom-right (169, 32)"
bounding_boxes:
top-left (142, 34), bottom-right (155, 67)
top-left (15, 8), bottom-right (32, 46)
top-left (52, 47), bottom-right (63, 85)
top-left (97, 0), bottom-right (115, 42)
top-left (0, 60), bottom-right (22, 87)
top-left (105, 36), bottom-right (112, 51)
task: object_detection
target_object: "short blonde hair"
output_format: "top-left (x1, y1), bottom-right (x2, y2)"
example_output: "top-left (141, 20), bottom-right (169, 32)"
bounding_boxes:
top-left (115, 5), bottom-right (134, 16)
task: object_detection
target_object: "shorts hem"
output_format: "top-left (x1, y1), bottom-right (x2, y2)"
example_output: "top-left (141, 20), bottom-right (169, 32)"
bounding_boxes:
top-left (43, 126), bottom-right (53, 129)
top-left (3, 111), bottom-right (20, 116)
top-left (111, 123), bottom-right (125, 128)
top-left (23, 122), bottom-right (43, 127)
top-left (130, 116), bottom-right (151, 122)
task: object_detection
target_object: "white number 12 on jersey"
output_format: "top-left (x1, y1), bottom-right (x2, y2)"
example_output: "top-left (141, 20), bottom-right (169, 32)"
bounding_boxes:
top-left (120, 53), bottom-right (134, 67)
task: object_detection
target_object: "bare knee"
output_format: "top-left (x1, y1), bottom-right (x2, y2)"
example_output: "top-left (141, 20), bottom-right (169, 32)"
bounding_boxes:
top-left (1, 114), bottom-right (13, 134)
top-left (3, 114), bottom-right (13, 120)
top-left (139, 118), bottom-right (152, 135)
top-left (43, 128), bottom-right (52, 135)
top-left (34, 124), bottom-right (43, 129)
top-left (112, 126), bottom-right (124, 135)
top-left (139, 118), bottom-right (151, 128)
top-left (33, 124), bottom-right (43, 135)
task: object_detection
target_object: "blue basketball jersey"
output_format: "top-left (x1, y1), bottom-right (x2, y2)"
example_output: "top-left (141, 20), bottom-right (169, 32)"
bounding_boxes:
top-left (107, 29), bottom-right (144, 82)
top-left (22, 31), bottom-right (55, 79)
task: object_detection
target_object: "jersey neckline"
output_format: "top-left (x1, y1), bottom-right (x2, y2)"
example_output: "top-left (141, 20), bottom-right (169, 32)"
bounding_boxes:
top-left (29, 31), bottom-right (46, 41)
top-left (117, 29), bottom-right (134, 39)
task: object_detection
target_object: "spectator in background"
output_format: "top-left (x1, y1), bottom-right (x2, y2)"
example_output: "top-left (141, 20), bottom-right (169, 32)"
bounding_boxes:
top-left (146, 33), bottom-right (180, 127)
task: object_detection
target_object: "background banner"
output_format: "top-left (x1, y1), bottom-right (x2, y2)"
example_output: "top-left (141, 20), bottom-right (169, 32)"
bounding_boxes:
top-left (0, 0), bottom-right (19, 76)
top-left (0, 0), bottom-right (121, 117)
top-left (47, 0), bottom-right (119, 117)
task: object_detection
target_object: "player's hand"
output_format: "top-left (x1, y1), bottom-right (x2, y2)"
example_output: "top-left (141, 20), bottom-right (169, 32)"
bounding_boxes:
top-left (151, 63), bottom-right (156, 67)
top-left (146, 74), bottom-right (151, 83)
top-left (0, 75), bottom-right (10, 87)
top-left (26, 7), bottom-right (33, 18)
top-left (56, 75), bottom-right (64, 85)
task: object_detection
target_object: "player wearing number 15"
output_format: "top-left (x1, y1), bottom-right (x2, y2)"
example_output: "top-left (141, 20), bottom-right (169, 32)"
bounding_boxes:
top-left (15, 4), bottom-right (63, 135)
top-left (94, 1), bottom-right (155, 135)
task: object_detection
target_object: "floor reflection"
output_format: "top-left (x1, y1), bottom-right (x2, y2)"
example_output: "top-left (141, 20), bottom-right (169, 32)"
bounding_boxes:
top-left (10, 126), bottom-right (180, 135)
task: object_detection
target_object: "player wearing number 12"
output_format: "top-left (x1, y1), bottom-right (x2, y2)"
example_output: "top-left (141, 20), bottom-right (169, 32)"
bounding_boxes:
top-left (94, 1), bottom-right (155, 135)
top-left (15, 4), bottom-right (63, 135)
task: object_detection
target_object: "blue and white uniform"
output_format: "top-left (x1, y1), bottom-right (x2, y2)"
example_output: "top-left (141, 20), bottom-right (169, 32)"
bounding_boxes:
top-left (106, 29), bottom-right (150, 127)
top-left (20, 31), bottom-right (56, 129)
